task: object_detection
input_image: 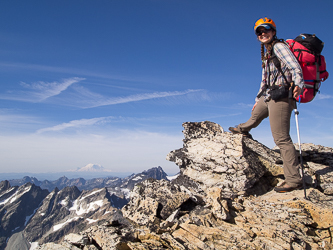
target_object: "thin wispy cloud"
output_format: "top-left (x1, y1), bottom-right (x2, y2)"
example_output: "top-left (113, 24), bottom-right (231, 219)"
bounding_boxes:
top-left (235, 103), bottom-right (254, 109)
top-left (0, 72), bottom-right (208, 108)
top-left (70, 87), bottom-right (204, 108)
top-left (0, 77), bottom-right (84, 103)
top-left (96, 89), bottom-right (203, 107)
top-left (0, 62), bottom-right (160, 84)
top-left (0, 62), bottom-right (77, 74)
top-left (36, 116), bottom-right (112, 134)
top-left (0, 111), bottom-right (45, 134)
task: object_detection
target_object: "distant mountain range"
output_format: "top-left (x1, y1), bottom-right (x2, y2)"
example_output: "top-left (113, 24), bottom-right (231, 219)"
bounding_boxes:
top-left (0, 166), bottom-right (170, 250)
top-left (8, 166), bottom-right (169, 193)
top-left (8, 175), bottom-right (122, 192)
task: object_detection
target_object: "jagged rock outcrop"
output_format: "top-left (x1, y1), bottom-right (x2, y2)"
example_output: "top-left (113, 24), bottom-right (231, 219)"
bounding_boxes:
top-left (0, 182), bottom-right (49, 250)
top-left (23, 186), bottom-right (83, 244)
top-left (34, 121), bottom-right (333, 249)
top-left (113, 166), bottom-right (169, 196)
top-left (166, 121), bottom-right (284, 198)
top-left (0, 180), bottom-right (11, 193)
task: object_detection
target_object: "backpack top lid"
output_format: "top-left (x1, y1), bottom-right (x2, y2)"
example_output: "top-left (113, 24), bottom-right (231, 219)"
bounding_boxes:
top-left (294, 34), bottom-right (324, 54)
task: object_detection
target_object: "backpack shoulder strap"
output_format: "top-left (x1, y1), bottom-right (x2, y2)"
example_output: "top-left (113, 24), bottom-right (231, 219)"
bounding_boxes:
top-left (270, 39), bottom-right (286, 69)
top-left (270, 40), bottom-right (291, 86)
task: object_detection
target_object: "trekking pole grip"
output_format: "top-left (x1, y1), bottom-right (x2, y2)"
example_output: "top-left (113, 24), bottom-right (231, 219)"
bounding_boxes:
top-left (289, 82), bottom-right (295, 99)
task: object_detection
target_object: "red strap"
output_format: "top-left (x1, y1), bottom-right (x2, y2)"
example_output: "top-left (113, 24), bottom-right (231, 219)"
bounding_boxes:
top-left (302, 62), bottom-right (316, 67)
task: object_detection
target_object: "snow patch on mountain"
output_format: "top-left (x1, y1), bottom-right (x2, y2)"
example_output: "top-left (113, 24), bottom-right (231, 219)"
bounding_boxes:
top-left (132, 176), bottom-right (143, 181)
top-left (121, 188), bottom-right (131, 199)
top-left (58, 197), bottom-right (70, 206)
top-left (74, 163), bottom-right (112, 172)
top-left (0, 187), bottom-right (15, 199)
top-left (25, 207), bottom-right (39, 226)
top-left (0, 186), bottom-right (31, 205)
top-left (86, 218), bottom-right (98, 224)
top-left (69, 199), bottom-right (105, 216)
top-left (53, 217), bottom-right (81, 232)
top-left (80, 188), bottom-right (104, 200)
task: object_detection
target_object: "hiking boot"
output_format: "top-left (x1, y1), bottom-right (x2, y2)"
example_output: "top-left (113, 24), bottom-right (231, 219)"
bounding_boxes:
top-left (228, 126), bottom-right (253, 139)
top-left (274, 182), bottom-right (302, 193)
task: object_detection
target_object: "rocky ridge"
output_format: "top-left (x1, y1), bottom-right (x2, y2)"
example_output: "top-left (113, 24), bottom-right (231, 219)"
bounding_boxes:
top-left (0, 167), bottom-right (168, 250)
top-left (0, 182), bottom-right (49, 249)
top-left (35, 121), bottom-right (333, 249)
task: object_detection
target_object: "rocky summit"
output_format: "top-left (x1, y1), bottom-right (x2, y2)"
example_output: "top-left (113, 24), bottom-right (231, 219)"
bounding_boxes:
top-left (34, 121), bottom-right (333, 249)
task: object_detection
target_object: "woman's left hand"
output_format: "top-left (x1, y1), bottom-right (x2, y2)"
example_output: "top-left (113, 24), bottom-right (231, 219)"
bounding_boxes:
top-left (293, 86), bottom-right (301, 99)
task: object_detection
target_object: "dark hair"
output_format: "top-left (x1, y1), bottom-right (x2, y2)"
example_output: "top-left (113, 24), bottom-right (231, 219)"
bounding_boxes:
top-left (260, 34), bottom-right (278, 68)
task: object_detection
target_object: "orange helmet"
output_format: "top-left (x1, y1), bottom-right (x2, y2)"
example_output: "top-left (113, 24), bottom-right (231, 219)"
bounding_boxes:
top-left (254, 17), bottom-right (276, 33)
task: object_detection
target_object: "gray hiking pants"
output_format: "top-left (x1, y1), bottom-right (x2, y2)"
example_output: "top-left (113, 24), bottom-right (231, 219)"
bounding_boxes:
top-left (238, 96), bottom-right (302, 186)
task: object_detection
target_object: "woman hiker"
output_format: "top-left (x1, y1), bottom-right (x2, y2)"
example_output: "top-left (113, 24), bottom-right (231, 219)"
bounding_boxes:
top-left (228, 17), bottom-right (304, 193)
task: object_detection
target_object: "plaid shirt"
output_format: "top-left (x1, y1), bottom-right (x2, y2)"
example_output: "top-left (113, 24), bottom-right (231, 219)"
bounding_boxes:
top-left (256, 42), bottom-right (304, 102)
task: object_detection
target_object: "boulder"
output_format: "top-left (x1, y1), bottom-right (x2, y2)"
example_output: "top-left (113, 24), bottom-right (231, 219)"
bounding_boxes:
top-left (167, 121), bottom-right (282, 198)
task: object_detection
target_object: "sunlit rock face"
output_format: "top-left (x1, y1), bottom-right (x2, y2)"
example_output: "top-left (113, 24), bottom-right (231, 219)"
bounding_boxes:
top-left (167, 121), bottom-right (284, 198)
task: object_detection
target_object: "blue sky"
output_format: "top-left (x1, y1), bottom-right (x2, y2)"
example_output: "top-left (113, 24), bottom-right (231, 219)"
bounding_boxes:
top-left (0, 0), bottom-right (332, 175)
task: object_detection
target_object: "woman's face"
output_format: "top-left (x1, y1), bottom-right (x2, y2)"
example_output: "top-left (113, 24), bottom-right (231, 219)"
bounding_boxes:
top-left (257, 27), bottom-right (275, 44)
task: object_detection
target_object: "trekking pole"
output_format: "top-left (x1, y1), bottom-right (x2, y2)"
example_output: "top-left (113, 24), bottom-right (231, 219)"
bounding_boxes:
top-left (289, 83), bottom-right (307, 199)
top-left (294, 102), bottom-right (307, 200)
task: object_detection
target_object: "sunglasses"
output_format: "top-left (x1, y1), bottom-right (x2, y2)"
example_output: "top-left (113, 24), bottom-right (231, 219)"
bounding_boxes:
top-left (256, 27), bottom-right (272, 36)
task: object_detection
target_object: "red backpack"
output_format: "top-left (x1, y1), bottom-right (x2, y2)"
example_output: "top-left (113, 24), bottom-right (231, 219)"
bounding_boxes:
top-left (286, 34), bottom-right (329, 103)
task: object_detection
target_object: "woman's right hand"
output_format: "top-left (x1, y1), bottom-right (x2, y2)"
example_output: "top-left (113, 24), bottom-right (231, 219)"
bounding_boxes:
top-left (252, 102), bottom-right (258, 111)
